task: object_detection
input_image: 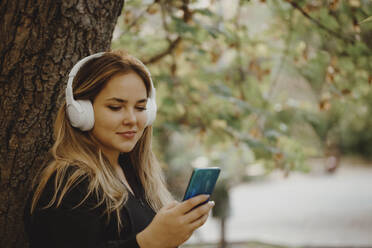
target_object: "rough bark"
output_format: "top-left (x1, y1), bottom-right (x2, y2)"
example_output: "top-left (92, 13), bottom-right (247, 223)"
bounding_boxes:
top-left (0, 0), bottom-right (124, 247)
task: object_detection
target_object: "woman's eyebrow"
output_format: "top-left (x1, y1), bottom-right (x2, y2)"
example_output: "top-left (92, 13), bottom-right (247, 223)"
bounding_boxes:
top-left (106, 97), bottom-right (127, 103)
top-left (106, 97), bottom-right (147, 103)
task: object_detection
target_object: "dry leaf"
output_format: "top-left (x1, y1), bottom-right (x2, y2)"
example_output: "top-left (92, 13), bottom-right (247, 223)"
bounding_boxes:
top-left (210, 50), bottom-right (220, 63)
top-left (349, 0), bottom-right (361, 7)
top-left (341, 89), bottom-right (351, 95)
top-left (329, 0), bottom-right (340, 11)
top-left (319, 99), bottom-right (331, 111)
top-left (326, 73), bottom-right (334, 83)
top-left (249, 128), bottom-right (262, 139)
top-left (147, 4), bottom-right (159, 15)
top-left (274, 153), bottom-right (284, 161)
top-left (124, 11), bottom-right (132, 25)
top-left (175, 41), bottom-right (184, 57)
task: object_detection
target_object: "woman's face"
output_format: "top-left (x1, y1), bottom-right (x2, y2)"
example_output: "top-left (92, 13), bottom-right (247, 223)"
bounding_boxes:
top-left (91, 71), bottom-right (148, 162)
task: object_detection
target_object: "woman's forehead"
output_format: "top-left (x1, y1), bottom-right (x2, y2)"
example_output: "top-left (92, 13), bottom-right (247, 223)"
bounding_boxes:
top-left (98, 72), bottom-right (147, 101)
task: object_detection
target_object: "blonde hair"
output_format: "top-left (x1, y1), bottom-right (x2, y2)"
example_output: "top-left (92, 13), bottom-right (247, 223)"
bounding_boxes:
top-left (31, 51), bottom-right (173, 231)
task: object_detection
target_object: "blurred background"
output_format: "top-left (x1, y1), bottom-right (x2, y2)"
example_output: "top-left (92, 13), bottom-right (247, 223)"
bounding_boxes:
top-left (112, 0), bottom-right (372, 247)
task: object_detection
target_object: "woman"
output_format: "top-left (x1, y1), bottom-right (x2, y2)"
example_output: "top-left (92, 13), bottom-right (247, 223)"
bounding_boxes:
top-left (23, 51), bottom-right (214, 248)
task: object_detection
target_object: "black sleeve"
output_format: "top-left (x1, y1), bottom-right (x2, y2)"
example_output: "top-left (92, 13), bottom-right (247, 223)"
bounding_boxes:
top-left (24, 175), bottom-right (140, 248)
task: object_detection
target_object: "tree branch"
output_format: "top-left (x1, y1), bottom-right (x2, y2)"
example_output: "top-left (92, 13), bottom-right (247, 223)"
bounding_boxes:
top-left (234, 0), bottom-right (247, 101)
top-left (160, 2), bottom-right (172, 43)
top-left (124, 0), bottom-right (161, 33)
top-left (143, 0), bottom-right (192, 65)
top-left (124, 6), bottom-right (152, 33)
top-left (268, 8), bottom-right (294, 100)
top-left (288, 1), bottom-right (355, 44)
top-left (143, 37), bottom-right (181, 64)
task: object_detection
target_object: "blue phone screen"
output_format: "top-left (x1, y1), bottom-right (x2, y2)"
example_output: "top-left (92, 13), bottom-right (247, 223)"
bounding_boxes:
top-left (183, 167), bottom-right (221, 201)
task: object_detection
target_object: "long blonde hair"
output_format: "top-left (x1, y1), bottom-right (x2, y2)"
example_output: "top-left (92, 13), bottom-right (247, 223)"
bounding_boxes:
top-left (31, 51), bottom-right (173, 230)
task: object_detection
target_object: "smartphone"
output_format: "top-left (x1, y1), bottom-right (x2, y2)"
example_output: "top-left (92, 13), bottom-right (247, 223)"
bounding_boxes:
top-left (183, 167), bottom-right (221, 202)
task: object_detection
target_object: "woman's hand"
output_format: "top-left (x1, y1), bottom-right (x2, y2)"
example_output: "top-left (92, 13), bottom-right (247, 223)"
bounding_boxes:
top-left (136, 194), bottom-right (214, 248)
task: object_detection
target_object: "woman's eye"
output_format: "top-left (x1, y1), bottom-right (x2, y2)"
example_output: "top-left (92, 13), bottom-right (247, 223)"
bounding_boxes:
top-left (108, 106), bottom-right (121, 111)
top-left (136, 106), bottom-right (147, 111)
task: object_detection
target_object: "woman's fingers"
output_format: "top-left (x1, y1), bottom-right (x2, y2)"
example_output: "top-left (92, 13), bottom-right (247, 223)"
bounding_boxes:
top-left (164, 200), bottom-right (179, 210)
top-left (175, 195), bottom-right (210, 214)
top-left (189, 212), bottom-right (210, 230)
top-left (183, 201), bottom-right (215, 224)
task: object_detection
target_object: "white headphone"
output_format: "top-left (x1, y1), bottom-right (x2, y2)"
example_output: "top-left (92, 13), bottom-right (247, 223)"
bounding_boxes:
top-left (65, 52), bottom-right (157, 131)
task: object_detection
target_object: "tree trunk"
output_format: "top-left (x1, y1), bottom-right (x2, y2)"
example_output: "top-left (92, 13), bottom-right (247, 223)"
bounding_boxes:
top-left (0, 1), bottom-right (124, 247)
top-left (219, 217), bottom-right (227, 248)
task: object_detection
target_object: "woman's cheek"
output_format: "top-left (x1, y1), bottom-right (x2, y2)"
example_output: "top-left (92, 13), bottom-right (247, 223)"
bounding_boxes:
top-left (139, 112), bottom-right (148, 127)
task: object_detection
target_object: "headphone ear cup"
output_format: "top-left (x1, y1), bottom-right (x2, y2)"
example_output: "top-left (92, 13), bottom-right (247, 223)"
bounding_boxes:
top-left (78, 100), bottom-right (95, 131)
top-left (146, 97), bottom-right (157, 126)
top-left (66, 100), bottom-right (95, 131)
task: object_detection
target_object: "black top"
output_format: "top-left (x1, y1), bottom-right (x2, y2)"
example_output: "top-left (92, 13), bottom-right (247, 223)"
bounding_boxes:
top-left (23, 155), bottom-right (156, 248)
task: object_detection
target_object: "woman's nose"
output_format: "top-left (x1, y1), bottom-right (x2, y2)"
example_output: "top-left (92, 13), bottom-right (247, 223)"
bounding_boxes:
top-left (123, 109), bottom-right (136, 124)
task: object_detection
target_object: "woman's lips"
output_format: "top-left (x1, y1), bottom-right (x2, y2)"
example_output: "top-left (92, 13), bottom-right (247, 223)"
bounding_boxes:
top-left (117, 131), bottom-right (136, 139)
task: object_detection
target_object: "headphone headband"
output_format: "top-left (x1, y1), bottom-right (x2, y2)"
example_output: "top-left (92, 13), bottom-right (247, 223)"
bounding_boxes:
top-left (66, 53), bottom-right (105, 109)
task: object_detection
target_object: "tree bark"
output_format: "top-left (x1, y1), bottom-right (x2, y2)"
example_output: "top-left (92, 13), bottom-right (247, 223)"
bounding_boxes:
top-left (0, 0), bottom-right (124, 247)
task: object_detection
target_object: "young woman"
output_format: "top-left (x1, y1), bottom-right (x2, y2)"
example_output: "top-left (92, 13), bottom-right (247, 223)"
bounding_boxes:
top-left (23, 51), bottom-right (214, 248)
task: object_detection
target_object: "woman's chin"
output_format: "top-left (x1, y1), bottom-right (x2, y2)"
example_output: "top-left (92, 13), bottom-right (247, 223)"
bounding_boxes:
top-left (117, 144), bottom-right (136, 153)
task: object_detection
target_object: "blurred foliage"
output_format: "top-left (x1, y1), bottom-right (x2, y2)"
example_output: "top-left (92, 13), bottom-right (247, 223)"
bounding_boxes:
top-left (112, 0), bottom-right (372, 194)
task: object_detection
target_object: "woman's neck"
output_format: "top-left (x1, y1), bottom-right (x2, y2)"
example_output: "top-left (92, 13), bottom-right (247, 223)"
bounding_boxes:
top-left (100, 148), bottom-right (120, 168)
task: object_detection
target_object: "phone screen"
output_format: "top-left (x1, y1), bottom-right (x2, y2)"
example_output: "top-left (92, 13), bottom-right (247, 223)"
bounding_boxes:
top-left (183, 167), bottom-right (221, 201)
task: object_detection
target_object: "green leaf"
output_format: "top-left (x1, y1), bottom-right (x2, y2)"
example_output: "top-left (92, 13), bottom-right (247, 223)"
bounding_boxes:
top-left (360, 16), bottom-right (372, 24)
top-left (194, 9), bottom-right (214, 17)
top-left (171, 16), bottom-right (199, 35)
top-left (162, 97), bottom-right (176, 106)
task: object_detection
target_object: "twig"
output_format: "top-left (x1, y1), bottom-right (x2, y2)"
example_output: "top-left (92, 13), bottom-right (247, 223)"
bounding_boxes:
top-left (268, 8), bottom-right (294, 100)
top-left (143, 0), bottom-right (192, 65)
top-left (160, 1), bottom-right (172, 43)
top-left (142, 37), bottom-right (181, 64)
top-left (124, 4), bottom-right (154, 33)
top-left (288, 1), bottom-right (355, 44)
top-left (234, 0), bottom-right (247, 101)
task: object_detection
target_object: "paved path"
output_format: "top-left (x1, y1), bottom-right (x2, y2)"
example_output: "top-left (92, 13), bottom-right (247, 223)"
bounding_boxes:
top-left (186, 158), bottom-right (372, 247)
